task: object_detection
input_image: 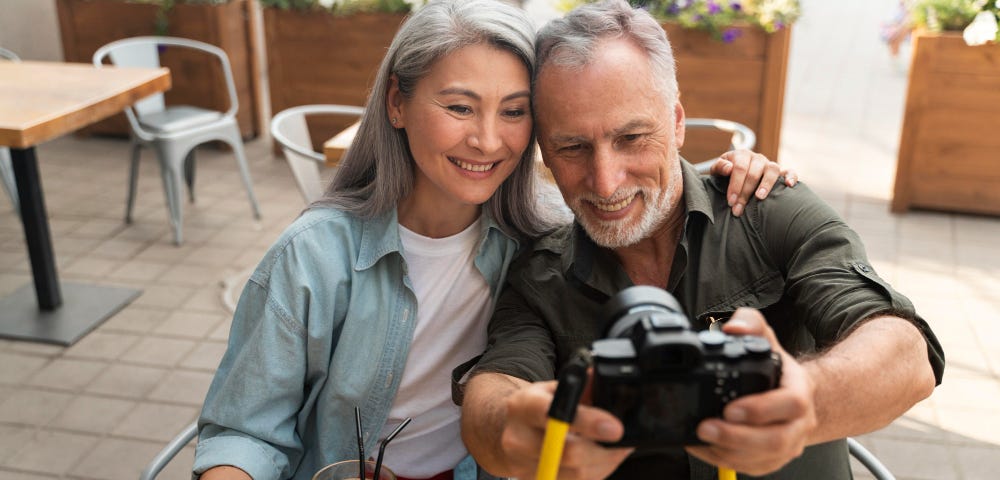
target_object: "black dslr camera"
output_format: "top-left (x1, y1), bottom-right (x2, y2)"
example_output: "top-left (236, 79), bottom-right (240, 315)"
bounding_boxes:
top-left (590, 286), bottom-right (782, 447)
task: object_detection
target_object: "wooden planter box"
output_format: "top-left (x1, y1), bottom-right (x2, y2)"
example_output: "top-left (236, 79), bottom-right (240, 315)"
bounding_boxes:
top-left (892, 32), bottom-right (1000, 215)
top-left (56, 0), bottom-right (262, 139)
top-left (263, 8), bottom-right (405, 150)
top-left (664, 23), bottom-right (791, 163)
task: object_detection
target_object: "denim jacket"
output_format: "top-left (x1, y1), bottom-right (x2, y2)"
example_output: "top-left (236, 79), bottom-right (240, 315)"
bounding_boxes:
top-left (194, 207), bottom-right (519, 480)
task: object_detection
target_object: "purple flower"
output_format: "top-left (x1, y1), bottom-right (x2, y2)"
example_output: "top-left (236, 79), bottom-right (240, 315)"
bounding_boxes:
top-left (722, 28), bottom-right (742, 43)
top-left (730, 1), bottom-right (742, 11)
top-left (774, 21), bottom-right (785, 30)
top-left (708, 1), bottom-right (721, 14)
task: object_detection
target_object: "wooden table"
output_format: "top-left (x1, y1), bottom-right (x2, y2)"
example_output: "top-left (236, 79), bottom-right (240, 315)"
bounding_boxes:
top-left (322, 120), bottom-right (360, 166)
top-left (0, 61), bottom-right (171, 345)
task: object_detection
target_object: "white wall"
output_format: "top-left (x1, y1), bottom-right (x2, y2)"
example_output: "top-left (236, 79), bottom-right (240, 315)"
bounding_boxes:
top-left (0, 0), bottom-right (63, 61)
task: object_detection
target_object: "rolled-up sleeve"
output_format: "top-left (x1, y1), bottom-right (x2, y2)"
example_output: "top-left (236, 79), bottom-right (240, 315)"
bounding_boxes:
top-left (756, 183), bottom-right (945, 384)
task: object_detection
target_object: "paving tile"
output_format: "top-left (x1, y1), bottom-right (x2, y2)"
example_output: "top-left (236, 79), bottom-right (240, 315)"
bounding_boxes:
top-left (158, 264), bottom-right (226, 288)
top-left (4, 429), bottom-right (98, 475)
top-left (207, 321), bottom-right (232, 342)
top-left (69, 218), bottom-right (127, 240)
top-left (25, 358), bottom-right (107, 392)
top-left (954, 444), bottom-right (1000, 480)
top-left (61, 256), bottom-right (123, 279)
top-left (72, 437), bottom-right (163, 480)
top-left (0, 468), bottom-right (59, 479)
top-left (4, 342), bottom-right (65, 358)
top-left (85, 364), bottom-right (168, 400)
top-left (88, 238), bottom-right (148, 260)
top-left (119, 337), bottom-right (197, 368)
top-left (112, 403), bottom-right (198, 442)
top-left (179, 341), bottom-right (227, 371)
top-left (158, 446), bottom-right (196, 480)
top-left (99, 307), bottom-right (170, 334)
top-left (48, 394), bottom-right (137, 435)
top-left (0, 389), bottom-right (75, 425)
top-left (0, 353), bottom-right (49, 386)
top-left (935, 406), bottom-right (1000, 446)
top-left (152, 311), bottom-right (226, 339)
top-left (64, 331), bottom-right (142, 361)
top-left (180, 287), bottom-right (229, 314)
top-left (0, 424), bottom-right (35, 463)
top-left (131, 285), bottom-right (198, 310)
top-left (867, 437), bottom-right (958, 480)
top-left (105, 260), bottom-right (172, 283)
top-left (147, 370), bottom-right (214, 406)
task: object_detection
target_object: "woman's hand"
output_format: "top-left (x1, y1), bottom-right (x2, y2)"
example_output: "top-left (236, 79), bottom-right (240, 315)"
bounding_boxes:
top-left (708, 150), bottom-right (798, 217)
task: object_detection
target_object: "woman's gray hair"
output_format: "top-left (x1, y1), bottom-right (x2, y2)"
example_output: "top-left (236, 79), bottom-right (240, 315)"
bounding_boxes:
top-left (319, 0), bottom-right (562, 239)
top-left (534, 0), bottom-right (679, 110)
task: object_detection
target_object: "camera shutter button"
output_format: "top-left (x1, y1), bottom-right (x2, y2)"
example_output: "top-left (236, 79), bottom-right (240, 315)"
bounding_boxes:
top-left (743, 336), bottom-right (772, 358)
top-left (698, 330), bottom-right (727, 350)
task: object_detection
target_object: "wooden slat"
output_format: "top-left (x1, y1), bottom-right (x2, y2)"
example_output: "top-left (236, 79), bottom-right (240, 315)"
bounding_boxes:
top-left (893, 32), bottom-right (1000, 214)
top-left (0, 61), bottom-right (171, 148)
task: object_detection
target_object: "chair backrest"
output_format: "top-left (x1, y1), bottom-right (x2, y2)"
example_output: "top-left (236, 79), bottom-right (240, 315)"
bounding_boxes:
top-left (92, 36), bottom-right (238, 138)
top-left (684, 118), bottom-right (757, 173)
top-left (271, 105), bottom-right (365, 204)
top-left (0, 47), bottom-right (19, 61)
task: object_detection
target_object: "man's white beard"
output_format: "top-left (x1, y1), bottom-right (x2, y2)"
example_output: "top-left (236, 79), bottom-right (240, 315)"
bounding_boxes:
top-left (570, 161), bottom-right (682, 249)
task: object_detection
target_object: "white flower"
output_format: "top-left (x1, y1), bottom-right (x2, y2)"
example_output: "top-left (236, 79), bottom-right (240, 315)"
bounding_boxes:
top-left (317, 0), bottom-right (336, 8)
top-left (963, 11), bottom-right (998, 46)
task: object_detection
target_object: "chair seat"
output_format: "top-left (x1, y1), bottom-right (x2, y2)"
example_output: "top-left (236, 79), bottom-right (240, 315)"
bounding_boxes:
top-left (139, 106), bottom-right (224, 133)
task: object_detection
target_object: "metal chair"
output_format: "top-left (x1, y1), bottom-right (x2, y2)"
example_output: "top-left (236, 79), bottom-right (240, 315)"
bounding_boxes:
top-left (0, 46), bottom-right (19, 214)
top-left (848, 437), bottom-right (895, 480)
top-left (270, 104), bottom-right (365, 204)
top-left (93, 36), bottom-right (261, 245)
top-left (685, 117), bottom-right (757, 174)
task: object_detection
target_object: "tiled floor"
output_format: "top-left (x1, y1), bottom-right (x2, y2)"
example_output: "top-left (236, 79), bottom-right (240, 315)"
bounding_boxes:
top-left (1, 0), bottom-right (998, 479)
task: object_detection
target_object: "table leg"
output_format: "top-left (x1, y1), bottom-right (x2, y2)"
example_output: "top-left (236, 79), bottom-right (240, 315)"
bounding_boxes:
top-left (10, 146), bottom-right (61, 310)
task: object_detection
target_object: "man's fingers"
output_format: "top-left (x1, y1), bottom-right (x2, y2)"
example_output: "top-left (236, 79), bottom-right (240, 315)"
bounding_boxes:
top-left (569, 404), bottom-right (627, 442)
top-left (723, 387), bottom-right (810, 426)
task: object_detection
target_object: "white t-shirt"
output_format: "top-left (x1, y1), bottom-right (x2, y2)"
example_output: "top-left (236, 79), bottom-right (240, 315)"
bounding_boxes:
top-left (379, 218), bottom-right (492, 478)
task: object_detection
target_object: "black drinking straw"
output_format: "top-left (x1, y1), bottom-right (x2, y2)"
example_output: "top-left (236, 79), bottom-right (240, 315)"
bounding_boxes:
top-left (373, 417), bottom-right (412, 480)
top-left (354, 407), bottom-right (365, 480)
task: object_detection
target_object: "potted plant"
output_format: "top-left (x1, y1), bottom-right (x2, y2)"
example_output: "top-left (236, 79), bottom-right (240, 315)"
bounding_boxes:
top-left (260, 0), bottom-right (422, 150)
top-left (562, 0), bottom-right (801, 162)
top-left (892, 0), bottom-right (1000, 215)
top-left (56, 0), bottom-right (263, 139)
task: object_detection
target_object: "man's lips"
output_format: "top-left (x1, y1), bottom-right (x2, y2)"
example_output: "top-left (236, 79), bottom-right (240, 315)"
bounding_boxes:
top-left (590, 193), bottom-right (636, 212)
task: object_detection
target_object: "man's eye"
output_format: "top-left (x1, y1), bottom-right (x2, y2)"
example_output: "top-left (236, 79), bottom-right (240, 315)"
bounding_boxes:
top-left (559, 144), bottom-right (582, 152)
top-left (448, 105), bottom-right (473, 115)
top-left (622, 134), bottom-right (642, 142)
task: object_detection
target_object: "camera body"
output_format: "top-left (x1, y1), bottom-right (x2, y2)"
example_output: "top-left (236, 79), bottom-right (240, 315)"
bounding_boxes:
top-left (591, 286), bottom-right (782, 447)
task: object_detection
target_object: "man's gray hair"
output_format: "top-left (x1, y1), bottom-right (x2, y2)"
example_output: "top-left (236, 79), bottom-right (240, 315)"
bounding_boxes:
top-left (534, 0), bottom-right (679, 108)
top-left (320, 0), bottom-right (559, 239)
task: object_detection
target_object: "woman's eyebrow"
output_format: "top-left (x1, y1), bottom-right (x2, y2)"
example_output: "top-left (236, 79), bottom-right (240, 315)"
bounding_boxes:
top-left (437, 88), bottom-right (530, 102)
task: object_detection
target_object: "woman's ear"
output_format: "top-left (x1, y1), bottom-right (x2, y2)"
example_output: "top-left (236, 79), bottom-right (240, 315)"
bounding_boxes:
top-left (386, 74), bottom-right (405, 128)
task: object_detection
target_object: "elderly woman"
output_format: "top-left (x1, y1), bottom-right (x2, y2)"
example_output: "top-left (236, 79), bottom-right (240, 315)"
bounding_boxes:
top-left (193, 1), bottom-right (790, 480)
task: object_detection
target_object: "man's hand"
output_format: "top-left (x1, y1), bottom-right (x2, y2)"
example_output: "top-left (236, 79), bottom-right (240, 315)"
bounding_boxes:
top-left (708, 150), bottom-right (798, 217)
top-left (686, 308), bottom-right (818, 476)
top-left (464, 373), bottom-right (633, 480)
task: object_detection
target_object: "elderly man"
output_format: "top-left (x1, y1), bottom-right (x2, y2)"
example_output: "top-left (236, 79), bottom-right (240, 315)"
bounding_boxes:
top-left (458, 1), bottom-right (945, 479)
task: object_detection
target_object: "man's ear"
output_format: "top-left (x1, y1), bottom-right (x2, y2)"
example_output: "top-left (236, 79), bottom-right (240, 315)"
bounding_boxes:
top-left (386, 74), bottom-right (405, 128)
top-left (673, 102), bottom-right (686, 149)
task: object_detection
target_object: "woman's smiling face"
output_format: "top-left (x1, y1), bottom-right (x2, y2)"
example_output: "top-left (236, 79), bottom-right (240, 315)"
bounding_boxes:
top-left (389, 43), bottom-right (532, 217)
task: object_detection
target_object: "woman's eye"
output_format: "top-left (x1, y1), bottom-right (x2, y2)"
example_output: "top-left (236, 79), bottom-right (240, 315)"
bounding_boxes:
top-left (448, 105), bottom-right (473, 115)
top-left (503, 108), bottom-right (527, 118)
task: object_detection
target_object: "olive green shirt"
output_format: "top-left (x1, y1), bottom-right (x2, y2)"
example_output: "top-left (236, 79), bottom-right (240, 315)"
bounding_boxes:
top-left (469, 161), bottom-right (945, 479)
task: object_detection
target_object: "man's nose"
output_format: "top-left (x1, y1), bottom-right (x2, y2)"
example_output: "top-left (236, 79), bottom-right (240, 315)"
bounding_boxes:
top-left (467, 116), bottom-right (503, 154)
top-left (590, 144), bottom-right (624, 199)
